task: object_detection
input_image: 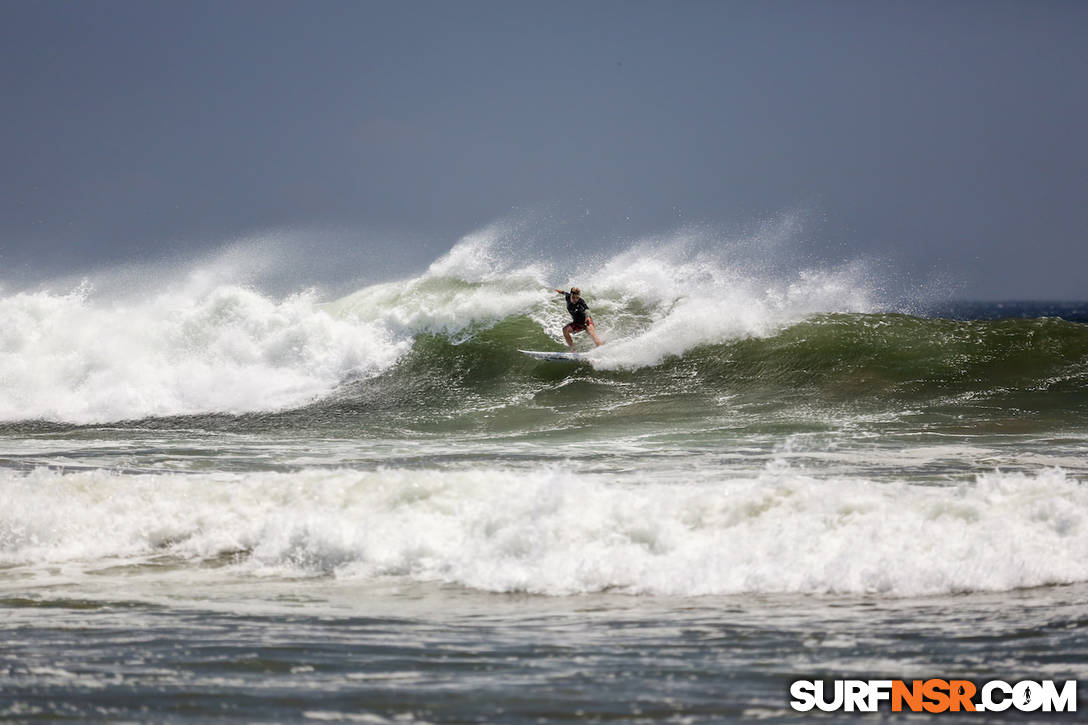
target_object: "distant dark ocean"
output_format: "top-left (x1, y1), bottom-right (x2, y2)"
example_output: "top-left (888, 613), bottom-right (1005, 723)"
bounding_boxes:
top-left (926, 300), bottom-right (1088, 323)
top-left (2, 236), bottom-right (1086, 722)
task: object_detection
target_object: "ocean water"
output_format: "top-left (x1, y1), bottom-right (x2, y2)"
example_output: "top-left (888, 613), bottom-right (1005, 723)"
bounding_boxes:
top-left (2, 233), bottom-right (1087, 722)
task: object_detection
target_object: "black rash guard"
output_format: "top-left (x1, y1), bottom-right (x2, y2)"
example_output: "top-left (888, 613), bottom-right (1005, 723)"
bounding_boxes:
top-left (565, 292), bottom-right (589, 325)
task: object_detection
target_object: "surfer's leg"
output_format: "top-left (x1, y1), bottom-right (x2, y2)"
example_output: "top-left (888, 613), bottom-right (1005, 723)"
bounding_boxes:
top-left (586, 322), bottom-right (603, 346)
top-left (562, 324), bottom-right (574, 349)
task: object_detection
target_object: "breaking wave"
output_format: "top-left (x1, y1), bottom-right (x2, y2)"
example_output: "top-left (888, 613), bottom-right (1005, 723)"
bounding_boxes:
top-left (0, 227), bottom-right (879, 424)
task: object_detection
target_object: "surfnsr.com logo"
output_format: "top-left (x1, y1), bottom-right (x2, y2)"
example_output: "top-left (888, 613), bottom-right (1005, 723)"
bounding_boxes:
top-left (790, 679), bottom-right (1077, 713)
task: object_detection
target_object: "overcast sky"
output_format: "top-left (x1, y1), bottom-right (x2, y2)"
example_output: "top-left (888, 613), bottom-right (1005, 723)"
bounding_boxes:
top-left (2, 0), bottom-right (1086, 298)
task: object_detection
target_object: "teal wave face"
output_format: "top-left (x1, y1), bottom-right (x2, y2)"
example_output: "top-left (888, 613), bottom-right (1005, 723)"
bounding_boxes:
top-left (288, 313), bottom-right (1088, 438)
top-left (691, 313), bottom-right (1088, 400)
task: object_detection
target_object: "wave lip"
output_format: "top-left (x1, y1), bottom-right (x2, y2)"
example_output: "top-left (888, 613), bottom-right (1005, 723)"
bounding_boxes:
top-left (2, 466), bottom-right (1085, 598)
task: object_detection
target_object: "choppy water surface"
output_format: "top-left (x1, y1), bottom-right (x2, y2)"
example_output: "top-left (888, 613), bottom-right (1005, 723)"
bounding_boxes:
top-left (4, 583), bottom-right (1087, 723)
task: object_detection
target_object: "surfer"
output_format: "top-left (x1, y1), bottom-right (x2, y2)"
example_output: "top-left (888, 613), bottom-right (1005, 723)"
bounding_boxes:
top-left (555, 287), bottom-right (603, 349)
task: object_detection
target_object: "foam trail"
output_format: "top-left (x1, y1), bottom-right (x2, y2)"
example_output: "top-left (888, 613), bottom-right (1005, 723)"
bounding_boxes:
top-left (2, 466), bottom-right (1085, 597)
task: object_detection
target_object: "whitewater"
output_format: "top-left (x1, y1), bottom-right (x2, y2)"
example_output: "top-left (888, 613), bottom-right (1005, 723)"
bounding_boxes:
top-left (4, 466), bottom-right (1086, 597)
top-left (3, 226), bottom-right (1087, 722)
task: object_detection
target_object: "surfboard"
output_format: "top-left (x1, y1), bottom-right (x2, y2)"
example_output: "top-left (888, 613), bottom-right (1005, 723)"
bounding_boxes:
top-left (518, 349), bottom-right (590, 362)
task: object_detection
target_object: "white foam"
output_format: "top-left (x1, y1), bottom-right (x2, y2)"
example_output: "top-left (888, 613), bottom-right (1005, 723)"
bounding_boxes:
top-left (0, 283), bottom-right (404, 423)
top-left (2, 466), bottom-right (1085, 597)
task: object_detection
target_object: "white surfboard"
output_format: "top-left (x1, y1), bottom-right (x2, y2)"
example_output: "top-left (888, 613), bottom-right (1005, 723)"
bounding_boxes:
top-left (518, 349), bottom-right (590, 362)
